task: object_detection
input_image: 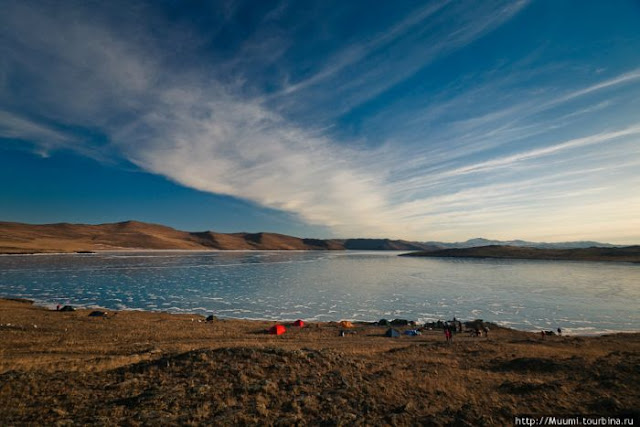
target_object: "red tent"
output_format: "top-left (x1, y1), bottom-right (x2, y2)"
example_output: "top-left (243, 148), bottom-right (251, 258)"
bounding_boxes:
top-left (268, 324), bottom-right (286, 335)
top-left (293, 319), bottom-right (305, 327)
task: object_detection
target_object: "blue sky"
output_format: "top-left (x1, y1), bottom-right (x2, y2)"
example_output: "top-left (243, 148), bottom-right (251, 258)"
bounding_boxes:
top-left (1, 0), bottom-right (639, 243)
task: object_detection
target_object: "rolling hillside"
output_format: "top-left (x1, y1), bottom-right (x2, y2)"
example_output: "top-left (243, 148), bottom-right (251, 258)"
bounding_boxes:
top-left (0, 221), bottom-right (434, 253)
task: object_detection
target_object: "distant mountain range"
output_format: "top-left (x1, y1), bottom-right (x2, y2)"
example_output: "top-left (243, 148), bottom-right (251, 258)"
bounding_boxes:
top-left (424, 237), bottom-right (620, 250)
top-left (0, 220), bottom-right (625, 254)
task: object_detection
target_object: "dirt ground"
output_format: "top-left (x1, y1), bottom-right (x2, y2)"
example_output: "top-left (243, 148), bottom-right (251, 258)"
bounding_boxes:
top-left (0, 298), bottom-right (638, 425)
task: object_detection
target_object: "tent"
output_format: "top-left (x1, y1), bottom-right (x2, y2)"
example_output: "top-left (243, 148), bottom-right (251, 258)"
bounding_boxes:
top-left (293, 319), bottom-right (305, 327)
top-left (88, 311), bottom-right (107, 317)
top-left (404, 329), bottom-right (421, 336)
top-left (339, 320), bottom-right (354, 328)
top-left (385, 328), bottom-right (400, 338)
top-left (268, 324), bottom-right (286, 335)
top-left (59, 305), bottom-right (76, 312)
top-left (377, 319), bottom-right (390, 326)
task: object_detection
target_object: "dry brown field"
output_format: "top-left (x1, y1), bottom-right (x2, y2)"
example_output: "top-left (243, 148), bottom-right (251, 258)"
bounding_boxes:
top-left (0, 299), bottom-right (638, 425)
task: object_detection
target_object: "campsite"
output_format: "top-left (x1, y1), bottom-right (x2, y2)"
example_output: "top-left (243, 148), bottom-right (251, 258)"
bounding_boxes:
top-left (1, 298), bottom-right (638, 425)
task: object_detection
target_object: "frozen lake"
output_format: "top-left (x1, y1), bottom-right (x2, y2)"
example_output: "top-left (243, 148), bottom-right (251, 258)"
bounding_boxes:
top-left (1, 250), bottom-right (638, 335)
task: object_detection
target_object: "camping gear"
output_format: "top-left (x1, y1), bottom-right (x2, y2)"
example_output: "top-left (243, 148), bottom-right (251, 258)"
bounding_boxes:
top-left (391, 319), bottom-right (409, 326)
top-left (385, 328), bottom-right (400, 338)
top-left (404, 329), bottom-right (421, 336)
top-left (88, 311), bottom-right (107, 317)
top-left (268, 325), bottom-right (286, 335)
top-left (339, 320), bottom-right (353, 328)
top-left (59, 305), bottom-right (76, 312)
top-left (206, 315), bottom-right (217, 322)
top-left (293, 319), bottom-right (305, 327)
top-left (377, 319), bottom-right (390, 326)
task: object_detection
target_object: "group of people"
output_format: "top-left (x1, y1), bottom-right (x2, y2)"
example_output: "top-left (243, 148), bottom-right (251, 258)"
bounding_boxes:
top-left (442, 317), bottom-right (489, 342)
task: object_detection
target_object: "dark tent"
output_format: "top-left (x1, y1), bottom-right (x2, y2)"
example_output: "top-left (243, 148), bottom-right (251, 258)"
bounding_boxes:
top-left (88, 311), bottom-right (107, 317)
top-left (391, 319), bottom-right (409, 326)
top-left (293, 319), bottom-right (305, 327)
top-left (268, 324), bottom-right (286, 335)
top-left (377, 319), bottom-right (390, 326)
top-left (59, 305), bottom-right (76, 312)
top-left (206, 315), bottom-right (217, 322)
top-left (385, 328), bottom-right (400, 338)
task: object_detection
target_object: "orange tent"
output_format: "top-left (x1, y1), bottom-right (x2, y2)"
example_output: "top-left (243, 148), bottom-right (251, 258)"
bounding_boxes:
top-left (268, 324), bottom-right (286, 335)
top-left (339, 320), bottom-right (354, 328)
top-left (293, 319), bottom-right (305, 327)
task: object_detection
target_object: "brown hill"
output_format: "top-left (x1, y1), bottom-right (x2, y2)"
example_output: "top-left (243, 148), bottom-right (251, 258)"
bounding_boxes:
top-left (0, 220), bottom-right (430, 253)
top-left (340, 238), bottom-right (437, 251)
top-left (401, 245), bottom-right (640, 263)
top-left (191, 231), bottom-right (344, 251)
top-left (0, 220), bottom-right (204, 253)
top-left (0, 221), bottom-right (325, 253)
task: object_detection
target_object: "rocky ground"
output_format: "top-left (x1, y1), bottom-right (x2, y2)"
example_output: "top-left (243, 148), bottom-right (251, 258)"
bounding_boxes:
top-left (0, 299), bottom-right (638, 425)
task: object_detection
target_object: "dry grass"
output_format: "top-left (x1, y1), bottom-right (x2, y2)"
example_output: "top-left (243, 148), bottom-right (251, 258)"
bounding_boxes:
top-left (0, 299), bottom-right (638, 425)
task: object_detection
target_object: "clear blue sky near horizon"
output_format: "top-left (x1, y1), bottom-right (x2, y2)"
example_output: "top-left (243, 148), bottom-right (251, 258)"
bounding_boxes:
top-left (1, 0), bottom-right (639, 243)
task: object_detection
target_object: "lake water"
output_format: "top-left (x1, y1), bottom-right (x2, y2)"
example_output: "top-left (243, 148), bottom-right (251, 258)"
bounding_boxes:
top-left (0, 251), bottom-right (638, 335)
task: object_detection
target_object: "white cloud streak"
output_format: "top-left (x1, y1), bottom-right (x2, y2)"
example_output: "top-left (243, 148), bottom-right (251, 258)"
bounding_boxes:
top-left (112, 87), bottom-right (396, 236)
top-left (0, 111), bottom-right (70, 144)
top-left (282, 0), bottom-right (532, 118)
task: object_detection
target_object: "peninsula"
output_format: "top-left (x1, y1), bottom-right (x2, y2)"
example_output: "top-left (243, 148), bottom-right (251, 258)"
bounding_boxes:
top-left (401, 245), bottom-right (640, 263)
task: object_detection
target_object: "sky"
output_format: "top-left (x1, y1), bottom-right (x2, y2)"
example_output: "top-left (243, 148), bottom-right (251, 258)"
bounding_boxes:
top-left (1, 0), bottom-right (639, 244)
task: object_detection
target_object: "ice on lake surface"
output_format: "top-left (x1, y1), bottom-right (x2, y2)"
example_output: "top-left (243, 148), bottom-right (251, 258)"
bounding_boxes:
top-left (1, 250), bottom-right (638, 334)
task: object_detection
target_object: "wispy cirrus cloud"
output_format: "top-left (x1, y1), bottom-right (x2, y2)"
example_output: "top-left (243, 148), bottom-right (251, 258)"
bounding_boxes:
top-left (275, 0), bottom-right (452, 97)
top-left (272, 0), bottom-right (532, 122)
top-left (112, 86), bottom-right (396, 235)
top-left (0, 111), bottom-right (70, 145)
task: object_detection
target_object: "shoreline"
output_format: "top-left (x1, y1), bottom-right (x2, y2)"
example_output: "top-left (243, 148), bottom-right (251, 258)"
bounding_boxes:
top-left (4, 246), bottom-right (640, 266)
top-left (3, 296), bottom-right (637, 337)
top-left (0, 248), bottom-right (409, 256)
top-left (401, 245), bottom-right (640, 264)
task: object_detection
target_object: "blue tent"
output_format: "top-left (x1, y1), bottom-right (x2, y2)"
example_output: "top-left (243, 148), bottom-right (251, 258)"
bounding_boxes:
top-left (385, 328), bottom-right (400, 338)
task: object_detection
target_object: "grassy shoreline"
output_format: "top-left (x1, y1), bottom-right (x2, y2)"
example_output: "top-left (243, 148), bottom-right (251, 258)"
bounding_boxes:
top-left (5, 296), bottom-right (634, 337)
top-left (1, 298), bottom-right (638, 425)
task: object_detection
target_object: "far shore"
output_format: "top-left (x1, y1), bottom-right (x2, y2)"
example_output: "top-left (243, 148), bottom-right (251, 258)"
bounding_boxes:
top-left (401, 244), bottom-right (640, 263)
top-left (1, 298), bottom-right (638, 424)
